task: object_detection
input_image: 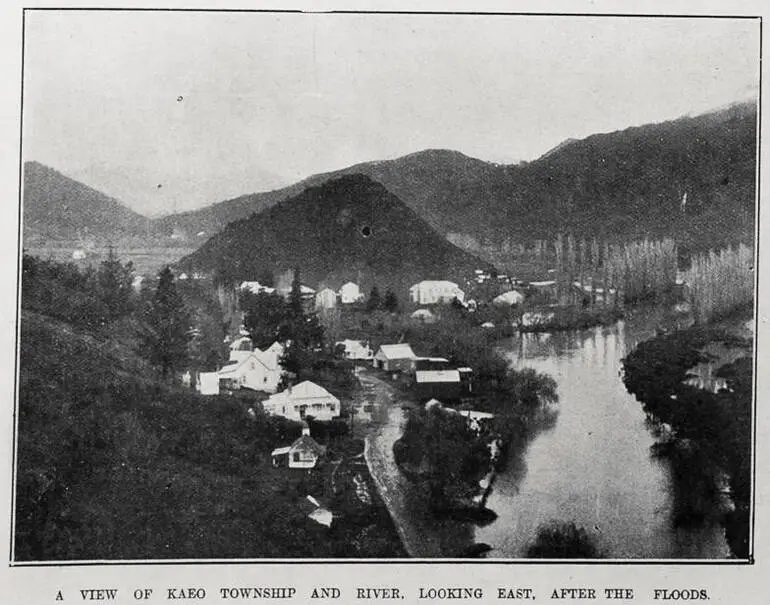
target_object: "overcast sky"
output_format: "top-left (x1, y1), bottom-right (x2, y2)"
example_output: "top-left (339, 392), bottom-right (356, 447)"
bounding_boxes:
top-left (23, 11), bottom-right (759, 216)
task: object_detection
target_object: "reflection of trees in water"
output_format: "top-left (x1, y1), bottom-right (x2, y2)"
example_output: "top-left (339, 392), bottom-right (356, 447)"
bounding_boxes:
top-left (624, 328), bottom-right (752, 558)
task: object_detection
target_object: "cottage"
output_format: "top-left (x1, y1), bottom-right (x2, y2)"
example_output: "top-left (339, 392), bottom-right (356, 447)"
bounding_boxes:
top-left (271, 425), bottom-right (327, 469)
top-left (339, 281), bottom-right (363, 304)
top-left (373, 343), bottom-right (417, 373)
top-left (315, 287), bottom-right (338, 309)
top-left (218, 350), bottom-right (281, 393)
top-left (336, 339), bottom-right (373, 361)
top-left (493, 290), bottom-right (525, 306)
top-left (414, 369), bottom-right (462, 402)
top-left (263, 381), bottom-right (341, 421)
top-left (409, 280), bottom-right (465, 305)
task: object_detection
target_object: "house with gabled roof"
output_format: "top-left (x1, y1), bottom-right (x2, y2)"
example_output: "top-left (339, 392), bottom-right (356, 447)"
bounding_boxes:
top-left (409, 280), bottom-right (465, 305)
top-left (373, 343), bottom-right (417, 373)
top-left (262, 380), bottom-right (341, 421)
top-left (271, 424), bottom-right (327, 469)
top-left (218, 350), bottom-right (281, 393)
top-left (315, 287), bottom-right (338, 310)
top-left (339, 281), bottom-right (364, 304)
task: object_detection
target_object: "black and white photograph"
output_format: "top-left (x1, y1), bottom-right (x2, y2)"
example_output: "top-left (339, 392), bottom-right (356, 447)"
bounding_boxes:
top-left (10, 7), bottom-right (759, 565)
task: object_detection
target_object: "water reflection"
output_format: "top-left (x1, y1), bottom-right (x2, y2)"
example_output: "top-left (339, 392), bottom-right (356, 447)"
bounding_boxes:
top-left (476, 314), bottom-right (730, 559)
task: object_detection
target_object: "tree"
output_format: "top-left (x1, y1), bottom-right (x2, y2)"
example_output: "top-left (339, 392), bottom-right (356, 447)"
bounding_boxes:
top-left (144, 266), bottom-right (191, 379)
top-left (241, 290), bottom-right (290, 348)
top-left (259, 270), bottom-right (275, 288)
top-left (383, 289), bottom-right (399, 313)
top-left (526, 521), bottom-right (602, 558)
top-left (288, 266), bottom-right (304, 319)
top-left (97, 246), bottom-right (134, 322)
top-left (366, 286), bottom-right (382, 312)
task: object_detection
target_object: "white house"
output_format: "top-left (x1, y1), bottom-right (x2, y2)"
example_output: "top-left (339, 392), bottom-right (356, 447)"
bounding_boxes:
top-left (339, 282), bottom-right (363, 304)
top-left (228, 336), bottom-right (254, 362)
top-left (218, 350), bottom-right (281, 393)
top-left (240, 281), bottom-right (276, 295)
top-left (336, 339), bottom-right (373, 361)
top-left (271, 425), bottom-right (327, 469)
top-left (373, 343), bottom-right (417, 373)
top-left (197, 372), bottom-right (220, 395)
top-left (315, 288), bottom-right (338, 310)
top-left (262, 381), bottom-right (341, 421)
top-left (262, 341), bottom-right (285, 367)
top-left (409, 280), bottom-right (465, 305)
top-left (492, 290), bottom-right (525, 306)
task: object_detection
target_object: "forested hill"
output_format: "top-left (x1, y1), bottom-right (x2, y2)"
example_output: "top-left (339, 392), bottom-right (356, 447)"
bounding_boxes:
top-left (177, 174), bottom-right (493, 295)
top-left (23, 161), bottom-right (148, 242)
top-left (153, 101), bottom-right (757, 251)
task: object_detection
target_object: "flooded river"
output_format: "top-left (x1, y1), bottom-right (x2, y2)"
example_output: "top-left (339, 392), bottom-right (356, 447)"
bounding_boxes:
top-left (367, 307), bottom-right (735, 559)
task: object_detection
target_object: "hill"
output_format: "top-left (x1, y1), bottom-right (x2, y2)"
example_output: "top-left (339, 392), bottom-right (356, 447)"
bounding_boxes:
top-left (23, 162), bottom-right (149, 243)
top-left (155, 102), bottom-right (757, 252)
top-left (177, 174), bottom-right (493, 295)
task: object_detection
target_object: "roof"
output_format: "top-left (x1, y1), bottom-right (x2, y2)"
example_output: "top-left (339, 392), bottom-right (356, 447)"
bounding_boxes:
top-left (411, 309), bottom-right (435, 317)
top-left (229, 336), bottom-right (252, 351)
top-left (529, 280), bottom-right (556, 287)
top-left (410, 280), bottom-right (460, 290)
top-left (218, 351), bottom-right (273, 376)
top-left (271, 446), bottom-right (291, 456)
top-left (340, 281), bottom-right (359, 289)
top-left (415, 370), bottom-right (461, 384)
top-left (316, 287), bottom-right (337, 296)
top-left (376, 343), bottom-right (416, 359)
top-left (416, 357), bottom-right (449, 363)
top-left (457, 367), bottom-right (473, 373)
top-left (289, 381), bottom-right (339, 401)
top-left (493, 290), bottom-right (525, 304)
top-left (240, 281), bottom-right (276, 295)
top-left (291, 434), bottom-right (327, 456)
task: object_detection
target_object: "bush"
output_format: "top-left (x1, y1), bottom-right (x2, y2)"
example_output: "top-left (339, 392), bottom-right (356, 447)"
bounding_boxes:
top-left (525, 521), bottom-right (602, 558)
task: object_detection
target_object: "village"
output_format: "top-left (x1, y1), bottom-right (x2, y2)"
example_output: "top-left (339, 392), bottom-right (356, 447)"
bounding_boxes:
top-left (174, 270), bottom-right (564, 537)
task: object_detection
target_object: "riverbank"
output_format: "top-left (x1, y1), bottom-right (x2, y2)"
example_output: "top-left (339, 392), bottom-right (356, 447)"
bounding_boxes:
top-left (622, 316), bottom-right (753, 559)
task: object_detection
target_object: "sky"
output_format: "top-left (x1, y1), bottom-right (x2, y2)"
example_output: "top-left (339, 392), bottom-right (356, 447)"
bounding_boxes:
top-left (22, 11), bottom-right (760, 216)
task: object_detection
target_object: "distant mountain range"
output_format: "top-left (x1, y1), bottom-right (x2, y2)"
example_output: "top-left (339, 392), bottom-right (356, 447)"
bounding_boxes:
top-left (23, 161), bottom-right (148, 243)
top-left (176, 174), bottom-right (494, 295)
top-left (23, 101), bottom-right (757, 256)
top-left (152, 101), bottom-right (757, 251)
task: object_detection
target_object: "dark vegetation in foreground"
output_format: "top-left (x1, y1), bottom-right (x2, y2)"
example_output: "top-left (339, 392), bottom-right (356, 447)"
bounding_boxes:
top-left (622, 326), bottom-right (753, 559)
top-left (525, 521), bottom-right (603, 559)
top-left (16, 255), bottom-right (405, 560)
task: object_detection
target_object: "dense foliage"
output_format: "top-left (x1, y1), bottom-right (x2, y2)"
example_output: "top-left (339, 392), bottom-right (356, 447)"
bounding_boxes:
top-left (686, 244), bottom-right (754, 324)
top-left (16, 255), bottom-right (402, 559)
top-left (22, 250), bottom-right (135, 330)
top-left (622, 328), bottom-right (752, 558)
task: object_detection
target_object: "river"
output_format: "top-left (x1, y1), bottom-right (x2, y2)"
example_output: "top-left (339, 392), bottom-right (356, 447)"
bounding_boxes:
top-left (366, 306), bottom-right (734, 559)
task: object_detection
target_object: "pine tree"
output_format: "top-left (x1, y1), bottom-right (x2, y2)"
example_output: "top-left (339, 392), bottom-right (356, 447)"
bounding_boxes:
top-left (383, 289), bottom-right (399, 312)
top-left (97, 245), bottom-right (134, 322)
top-left (144, 266), bottom-right (191, 379)
top-left (366, 286), bottom-right (382, 312)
